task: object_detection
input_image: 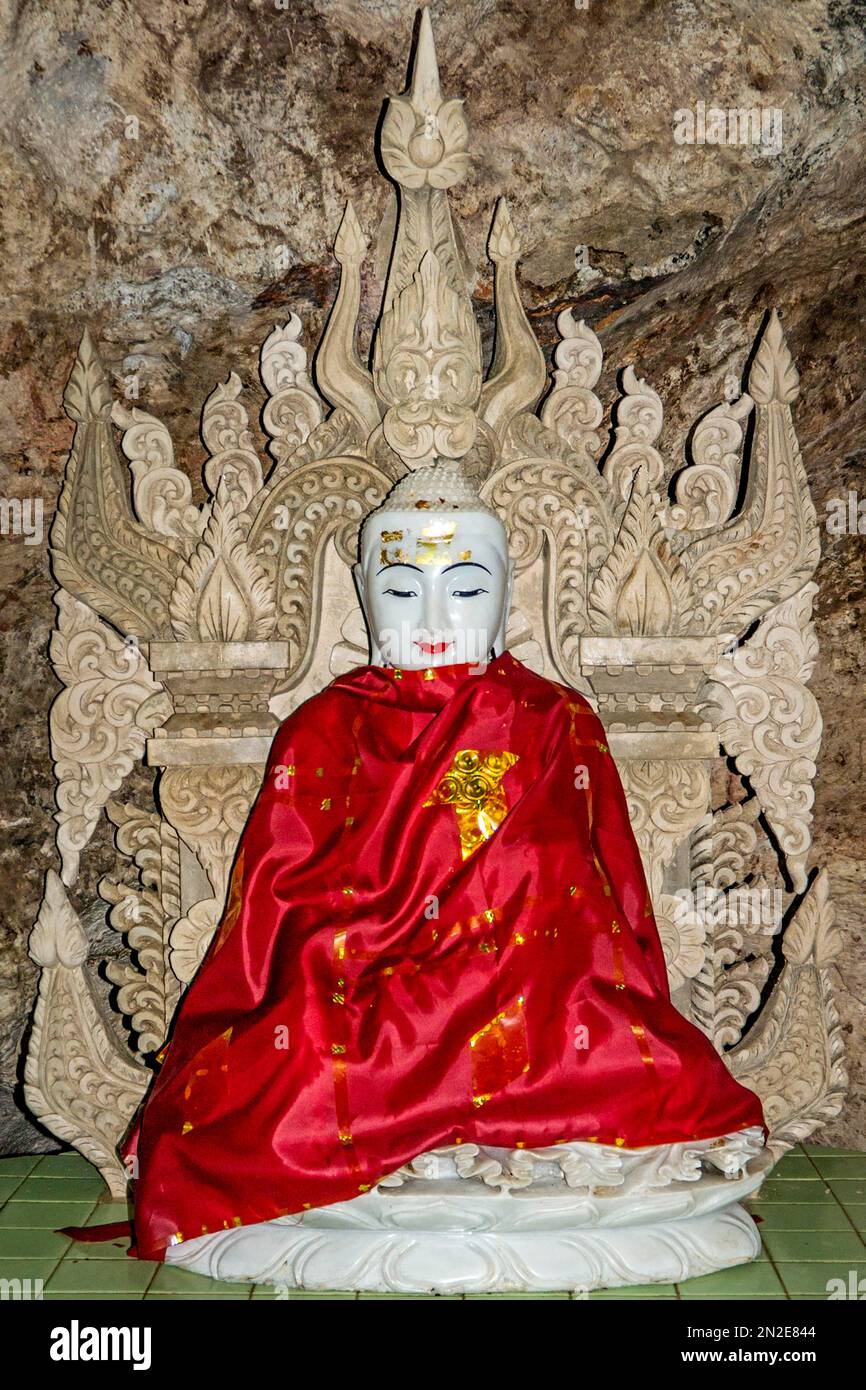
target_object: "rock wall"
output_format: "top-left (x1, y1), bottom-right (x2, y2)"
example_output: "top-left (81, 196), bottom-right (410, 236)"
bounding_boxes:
top-left (0, 0), bottom-right (864, 1151)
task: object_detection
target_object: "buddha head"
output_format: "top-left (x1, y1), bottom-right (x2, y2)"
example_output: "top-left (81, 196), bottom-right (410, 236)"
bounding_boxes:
top-left (355, 462), bottom-right (513, 670)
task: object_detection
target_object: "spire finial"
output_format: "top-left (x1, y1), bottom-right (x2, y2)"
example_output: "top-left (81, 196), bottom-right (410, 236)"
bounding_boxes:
top-left (380, 7), bottom-right (468, 191)
top-left (409, 6), bottom-right (442, 115)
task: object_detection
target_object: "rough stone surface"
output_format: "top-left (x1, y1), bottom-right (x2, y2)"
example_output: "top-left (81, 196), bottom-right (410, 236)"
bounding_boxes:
top-left (0, 0), bottom-right (864, 1152)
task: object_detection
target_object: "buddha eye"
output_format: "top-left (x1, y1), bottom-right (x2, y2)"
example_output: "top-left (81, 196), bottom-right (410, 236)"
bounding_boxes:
top-left (452, 587), bottom-right (488, 599)
top-left (383, 587), bottom-right (419, 599)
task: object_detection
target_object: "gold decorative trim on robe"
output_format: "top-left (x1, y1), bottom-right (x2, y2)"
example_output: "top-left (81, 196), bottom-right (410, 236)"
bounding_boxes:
top-left (424, 749), bottom-right (519, 860)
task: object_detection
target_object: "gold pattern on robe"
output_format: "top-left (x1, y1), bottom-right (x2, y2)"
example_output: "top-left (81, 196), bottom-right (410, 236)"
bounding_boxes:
top-left (469, 995), bottom-right (529, 1105)
top-left (180, 1026), bottom-right (233, 1135)
top-left (212, 849), bottom-right (245, 956)
top-left (423, 749), bottom-right (519, 860)
top-left (591, 858), bottom-right (658, 1073)
top-left (330, 918), bottom-right (362, 1177)
top-left (630, 1020), bottom-right (656, 1068)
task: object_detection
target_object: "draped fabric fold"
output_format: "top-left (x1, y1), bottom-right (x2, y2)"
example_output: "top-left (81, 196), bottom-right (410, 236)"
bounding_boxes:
top-left (122, 652), bottom-right (765, 1261)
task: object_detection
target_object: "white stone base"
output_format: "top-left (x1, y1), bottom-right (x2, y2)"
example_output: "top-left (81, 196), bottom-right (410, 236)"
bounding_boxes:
top-left (164, 1130), bottom-right (772, 1293)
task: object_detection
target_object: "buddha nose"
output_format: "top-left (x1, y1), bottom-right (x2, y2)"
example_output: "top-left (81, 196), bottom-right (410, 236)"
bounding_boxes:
top-left (422, 581), bottom-right (449, 640)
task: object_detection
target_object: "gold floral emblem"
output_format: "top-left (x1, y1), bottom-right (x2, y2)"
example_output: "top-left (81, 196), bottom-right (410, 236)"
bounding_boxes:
top-left (424, 749), bottom-right (519, 860)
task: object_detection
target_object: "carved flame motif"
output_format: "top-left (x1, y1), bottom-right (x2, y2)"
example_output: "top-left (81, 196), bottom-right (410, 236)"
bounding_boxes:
top-left (539, 310), bottom-right (604, 464)
top-left (168, 480), bottom-right (275, 642)
top-left (260, 316), bottom-right (324, 466)
top-left (201, 372), bottom-right (263, 513)
top-left (373, 249), bottom-right (482, 462)
top-left (603, 366), bottom-right (665, 499)
top-left (30, 8), bottom-right (844, 1206)
top-left (112, 402), bottom-right (204, 550)
top-left (588, 468), bottom-right (693, 636)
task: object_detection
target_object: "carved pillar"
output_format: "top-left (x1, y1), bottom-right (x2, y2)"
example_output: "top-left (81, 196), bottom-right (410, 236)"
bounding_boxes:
top-left (146, 640), bottom-right (289, 982)
top-left (580, 635), bottom-right (720, 1006)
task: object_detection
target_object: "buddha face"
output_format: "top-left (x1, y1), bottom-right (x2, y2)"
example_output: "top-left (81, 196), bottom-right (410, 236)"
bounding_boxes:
top-left (355, 509), bottom-right (512, 669)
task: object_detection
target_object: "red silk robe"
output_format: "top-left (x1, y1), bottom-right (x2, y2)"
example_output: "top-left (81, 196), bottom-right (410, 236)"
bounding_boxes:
top-left (122, 651), bottom-right (766, 1260)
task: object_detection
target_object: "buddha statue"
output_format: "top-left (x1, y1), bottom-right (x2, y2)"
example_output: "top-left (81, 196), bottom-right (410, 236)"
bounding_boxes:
top-left (118, 461), bottom-right (767, 1280)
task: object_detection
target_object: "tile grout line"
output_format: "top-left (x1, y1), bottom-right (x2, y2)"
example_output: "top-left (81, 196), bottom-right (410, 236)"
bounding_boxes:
top-left (2, 1151), bottom-right (865, 1298)
top-left (764, 1148), bottom-right (864, 1297)
top-left (759, 1241), bottom-right (791, 1299)
top-left (790, 1147), bottom-right (866, 1251)
top-left (763, 1149), bottom-right (796, 1298)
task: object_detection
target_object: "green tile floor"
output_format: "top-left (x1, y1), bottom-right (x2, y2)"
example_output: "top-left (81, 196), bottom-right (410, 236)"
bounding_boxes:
top-left (0, 1146), bottom-right (864, 1299)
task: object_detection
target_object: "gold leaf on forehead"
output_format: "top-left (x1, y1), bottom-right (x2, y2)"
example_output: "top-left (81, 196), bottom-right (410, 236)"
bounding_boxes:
top-left (420, 523), bottom-right (456, 541)
top-left (415, 535), bottom-right (452, 564)
top-left (380, 546), bottom-right (410, 565)
top-left (380, 530), bottom-right (404, 542)
top-left (416, 551), bottom-right (452, 565)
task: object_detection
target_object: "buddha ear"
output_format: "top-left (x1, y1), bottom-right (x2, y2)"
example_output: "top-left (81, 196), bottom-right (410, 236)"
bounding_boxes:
top-left (492, 559), bottom-right (514, 657)
top-left (353, 561), bottom-right (366, 607)
top-left (353, 562), bottom-right (383, 666)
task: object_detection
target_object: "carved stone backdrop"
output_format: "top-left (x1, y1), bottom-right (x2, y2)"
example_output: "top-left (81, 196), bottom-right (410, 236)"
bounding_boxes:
top-left (22, 9), bottom-right (846, 1199)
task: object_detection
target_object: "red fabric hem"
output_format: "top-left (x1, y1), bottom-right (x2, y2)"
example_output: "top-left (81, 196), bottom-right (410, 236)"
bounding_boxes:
top-left (130, 1118), bottom-right (769, 1263)
top-left (58, 1220), bottom-right (132, 1244)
